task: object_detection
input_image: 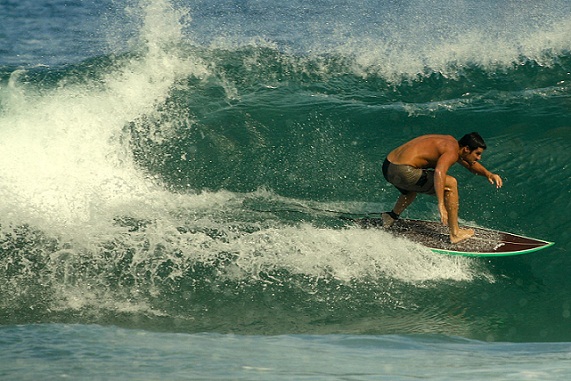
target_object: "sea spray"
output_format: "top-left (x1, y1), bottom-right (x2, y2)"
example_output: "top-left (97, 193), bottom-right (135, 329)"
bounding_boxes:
top-left (0, 0), bottom-right (203, 229)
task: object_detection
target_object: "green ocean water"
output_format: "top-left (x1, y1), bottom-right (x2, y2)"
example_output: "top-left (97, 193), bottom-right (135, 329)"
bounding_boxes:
top-left (0, 0), bottom-right (569, 349)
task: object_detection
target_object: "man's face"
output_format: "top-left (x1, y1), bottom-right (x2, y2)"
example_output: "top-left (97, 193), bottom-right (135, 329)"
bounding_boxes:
top-left (463, 147), bottom-right (484, 165)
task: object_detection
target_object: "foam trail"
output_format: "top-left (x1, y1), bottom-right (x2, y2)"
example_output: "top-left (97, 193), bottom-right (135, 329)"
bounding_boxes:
top-left (220, 222), bottom-right (481, 284)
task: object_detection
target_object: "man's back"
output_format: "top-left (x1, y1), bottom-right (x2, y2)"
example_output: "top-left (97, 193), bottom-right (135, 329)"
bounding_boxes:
top-left (387, 134), bottom-right (458, 169)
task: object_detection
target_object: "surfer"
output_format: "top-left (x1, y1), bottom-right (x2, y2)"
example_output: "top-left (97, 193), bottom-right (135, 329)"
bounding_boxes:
top-left (381, 133), bottom-right (503, 243)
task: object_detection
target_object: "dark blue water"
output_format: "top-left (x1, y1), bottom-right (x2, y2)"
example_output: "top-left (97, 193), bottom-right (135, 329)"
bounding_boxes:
top-left (1, 0), bottom-right (570, 379)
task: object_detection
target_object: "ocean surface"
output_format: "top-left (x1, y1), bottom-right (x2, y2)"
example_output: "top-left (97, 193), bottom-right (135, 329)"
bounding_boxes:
top-left (1, 0), bottom-right (570, 379)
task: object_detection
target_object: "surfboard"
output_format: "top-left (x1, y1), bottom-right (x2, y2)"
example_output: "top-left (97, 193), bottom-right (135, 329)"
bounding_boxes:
top-left (346, 217), bottom-right (554, 257)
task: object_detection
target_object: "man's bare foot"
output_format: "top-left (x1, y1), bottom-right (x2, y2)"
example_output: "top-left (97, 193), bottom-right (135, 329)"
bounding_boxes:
top-left (450, 228), bottom-right (474, 244)
top-left (381, 212), bottom-right (396, 228)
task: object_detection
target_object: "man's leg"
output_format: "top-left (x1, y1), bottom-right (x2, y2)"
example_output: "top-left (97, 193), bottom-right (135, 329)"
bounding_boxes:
top-left (444, 175), bottom-right (474, 243)
top-left (393, 192), bottom-right (417, 215)
top-left (382, 192), bottom-right (417, 228)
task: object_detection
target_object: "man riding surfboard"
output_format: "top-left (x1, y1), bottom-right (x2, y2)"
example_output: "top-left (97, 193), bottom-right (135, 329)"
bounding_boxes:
top-left (382, 132), bottom-right (503, 243)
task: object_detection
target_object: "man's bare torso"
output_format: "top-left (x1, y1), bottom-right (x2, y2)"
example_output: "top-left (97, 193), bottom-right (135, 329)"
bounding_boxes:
top-left (387, 134), bottom-right (459, 169)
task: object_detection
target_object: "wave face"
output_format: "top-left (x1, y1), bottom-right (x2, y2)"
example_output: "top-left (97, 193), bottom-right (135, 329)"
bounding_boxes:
top-left (0, 0), bottom-right (570, 342)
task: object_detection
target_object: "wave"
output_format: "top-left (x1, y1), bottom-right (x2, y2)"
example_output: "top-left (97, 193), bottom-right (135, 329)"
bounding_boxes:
top-left (186, 0), bottom-right (571, 81)
top-left (0, 0), bottom-right (568, 342)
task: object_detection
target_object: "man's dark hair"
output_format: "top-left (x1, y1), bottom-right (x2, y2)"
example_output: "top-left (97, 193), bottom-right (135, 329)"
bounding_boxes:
top-left (458, 132), bottom-right (487, 151)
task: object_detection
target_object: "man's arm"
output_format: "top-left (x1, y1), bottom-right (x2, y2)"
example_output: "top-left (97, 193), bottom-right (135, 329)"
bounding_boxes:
top-left (459, 160), bottom-right (503, 188)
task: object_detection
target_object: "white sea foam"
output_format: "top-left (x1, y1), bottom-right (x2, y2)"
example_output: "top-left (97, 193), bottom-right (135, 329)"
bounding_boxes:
top-left (0, 0), bottom-right (205, 230)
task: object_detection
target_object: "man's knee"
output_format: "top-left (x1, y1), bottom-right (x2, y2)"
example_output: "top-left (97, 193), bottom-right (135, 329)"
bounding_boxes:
top-left (444, 175), bottom-right (457, 191)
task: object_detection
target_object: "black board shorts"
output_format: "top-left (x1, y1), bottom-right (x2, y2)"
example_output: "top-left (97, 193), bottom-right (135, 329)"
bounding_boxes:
top-left (382, 158), bottom-right (436, 195)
